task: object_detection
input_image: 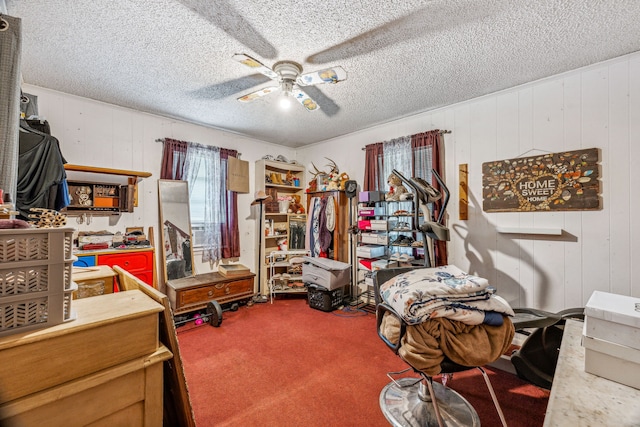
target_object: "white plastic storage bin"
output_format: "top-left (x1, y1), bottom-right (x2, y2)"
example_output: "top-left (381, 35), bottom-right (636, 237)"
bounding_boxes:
top-left (302, 256), bottom-right (350, 291)
top-left (356, 245), bottom-right (385, 258)
top-left (0, 227), bottom-right (76, 337)
top-left (584, 291), bottom-right (640, 350)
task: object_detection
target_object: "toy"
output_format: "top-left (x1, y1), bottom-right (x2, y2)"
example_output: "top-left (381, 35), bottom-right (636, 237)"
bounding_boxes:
top-left (338, 172), bottom-right (350, 190)
top-left (327, 172), bottom-right (340, 190)
top-left (386, 173), bottom-right (410, 201)
top-left (288, 194), bottom-right (305, 214)
top-left (285, 171), bottom-right (296, 185)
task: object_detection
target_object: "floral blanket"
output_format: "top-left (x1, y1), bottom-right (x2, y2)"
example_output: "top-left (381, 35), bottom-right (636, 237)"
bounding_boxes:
top-left (379, 265), bottom-right (515, 326)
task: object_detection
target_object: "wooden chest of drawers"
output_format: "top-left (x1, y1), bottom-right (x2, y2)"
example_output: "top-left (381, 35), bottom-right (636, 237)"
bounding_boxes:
top-left (0, 290), bottom-right (171, 426)
top-left (166, 271), bottom-right (255, 315)
top-left (75, 247), bottom-right (156, 287)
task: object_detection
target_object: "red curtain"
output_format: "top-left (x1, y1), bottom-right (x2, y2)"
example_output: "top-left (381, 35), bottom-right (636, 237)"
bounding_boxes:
top-left (220, 149), bottom-right (240, 259)
top-left (160, 138), bottom-right (188, 179)
top-left (363, 142), bottom-right (384, 191)
top-left (411, 130), bottom-right (447, 266)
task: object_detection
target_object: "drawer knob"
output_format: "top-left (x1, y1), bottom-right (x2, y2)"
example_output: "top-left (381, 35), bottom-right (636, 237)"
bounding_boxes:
top-left (208, 290), bottom-right (213, 297)
top-left (225, 287), bottom-right (231, 295)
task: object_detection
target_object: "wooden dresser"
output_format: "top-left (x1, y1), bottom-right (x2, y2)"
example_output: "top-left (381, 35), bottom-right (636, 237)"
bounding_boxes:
top-left (74, 247), bottom-right (156, 287)
top-left (0, 290), bottom-right (172, 426)
top-left (166, 271), bottom-right (255, 315)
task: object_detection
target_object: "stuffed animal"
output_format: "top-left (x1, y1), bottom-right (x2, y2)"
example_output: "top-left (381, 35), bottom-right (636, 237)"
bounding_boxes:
top-left (386, 173), bottom-right (410, 201)
top-left (338, 172), bottom-right (350, 190)
top-left (288, 195), bottom-right (305, 214)
top-left (327, 172), bottom-right (340, 190)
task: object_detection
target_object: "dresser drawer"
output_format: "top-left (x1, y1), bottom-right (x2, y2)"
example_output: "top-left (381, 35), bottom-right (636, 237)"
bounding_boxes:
top-left (178, 278), bottom-right (253, 309)
top-left (98, 251), bottom-right (153, 272)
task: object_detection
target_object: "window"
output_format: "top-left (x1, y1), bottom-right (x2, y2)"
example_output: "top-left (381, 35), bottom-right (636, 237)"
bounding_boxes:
top-left (160, 138), bottom-right (239, 262)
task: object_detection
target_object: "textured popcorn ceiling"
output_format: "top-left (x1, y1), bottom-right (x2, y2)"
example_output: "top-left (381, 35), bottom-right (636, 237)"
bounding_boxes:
top-left (6, 1), bottom-right (640, 147)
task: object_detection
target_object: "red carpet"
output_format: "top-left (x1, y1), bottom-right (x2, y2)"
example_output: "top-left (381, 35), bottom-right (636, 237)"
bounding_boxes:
top-left (177, 297), bottom-right (549, 426)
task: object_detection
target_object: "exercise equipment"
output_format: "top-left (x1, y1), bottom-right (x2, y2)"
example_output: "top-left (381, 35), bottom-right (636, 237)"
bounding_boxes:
top-left (511, 307), bottom-right (584, 389)
top-left (174, 300), bottom-right (240, 328)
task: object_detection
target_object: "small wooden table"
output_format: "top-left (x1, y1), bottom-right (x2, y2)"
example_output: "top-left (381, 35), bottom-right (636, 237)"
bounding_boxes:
top-left (166, 271), bottom-right (255, 315)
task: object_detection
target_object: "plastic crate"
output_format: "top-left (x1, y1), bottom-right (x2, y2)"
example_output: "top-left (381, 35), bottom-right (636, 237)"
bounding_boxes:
top-left (0, 282), bottom-right (77, 337)
top-left (0, 227), bottom-right (74, 263)
top-left (0, 228), bottom-right (76, 337)
top-left (307, 284), bottom-right (344, 312)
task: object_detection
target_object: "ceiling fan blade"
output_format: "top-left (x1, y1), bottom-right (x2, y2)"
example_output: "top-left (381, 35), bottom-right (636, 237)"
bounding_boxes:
top-left (190, 74), bottom-right (272, 100)
top-left (233, 54), bottom-right (278, 80)
top-left (292, 89), bottom-right (320, 112)
top-left (177, 0), bottom-right (277, 59)
top-left (237, 86), bottom-right (279, 103)
top-left (296, 66), bottom-right (347, 86)
top-left (297, 86), bottom-right (340, 117)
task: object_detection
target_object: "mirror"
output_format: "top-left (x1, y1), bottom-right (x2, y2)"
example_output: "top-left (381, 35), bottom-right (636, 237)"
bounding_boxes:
top-left (158, 180), bottom-right (195, 282)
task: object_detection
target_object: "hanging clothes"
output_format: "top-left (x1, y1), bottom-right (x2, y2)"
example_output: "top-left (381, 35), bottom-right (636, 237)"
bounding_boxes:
top-left (318, 197), bottom-right (334, 256)
top-left (307, 197), bottom-right (321, 257)
top-left (17, 120), bottom-right (69, 219)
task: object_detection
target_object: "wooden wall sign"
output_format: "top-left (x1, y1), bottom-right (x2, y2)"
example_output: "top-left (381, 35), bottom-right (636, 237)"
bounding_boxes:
top-left (459, 164), bottom-right (468, 220)
top-left (482, 148), bottom-right (600, 212)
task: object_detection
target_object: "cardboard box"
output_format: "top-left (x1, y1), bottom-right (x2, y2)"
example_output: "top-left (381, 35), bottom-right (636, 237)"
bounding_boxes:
top-left (356, 245), bottom-right (386, 258)
top-left (584, 291), bottom-right (640, 350)
top-left (358, 191), bottom-right (384, 202)
top-left (372, 259), bottom-right (398, 271)
top-left (360, 233), bottom-right (388, 245)
top-left (358, 258), bottom-right (375, 271)
top-left (358, 207), bottom-right (384, 216)
top-left (78, 233), bottom-right (113, 249)
top-left (218, 264), bottom-right (250, 277)
top-left (583, 333), bottom-right (640, 390)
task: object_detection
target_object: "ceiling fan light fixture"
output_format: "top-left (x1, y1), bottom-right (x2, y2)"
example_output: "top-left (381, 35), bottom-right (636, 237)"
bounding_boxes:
top-left (279, 79), bottom-right (294, 110)
top-left (279, 93), bottom-right (292, 110)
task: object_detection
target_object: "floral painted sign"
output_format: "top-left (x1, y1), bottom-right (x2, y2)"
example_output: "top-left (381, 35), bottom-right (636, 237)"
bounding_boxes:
top-left (482, 148), bottom-right (600, 212)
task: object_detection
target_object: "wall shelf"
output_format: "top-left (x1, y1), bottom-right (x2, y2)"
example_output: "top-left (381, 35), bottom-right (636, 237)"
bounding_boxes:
top-left (496, 226), bottom-right (562, 236)
top-left (64, 164), bottom-right (152, 180)
top-left (63, 164), bottom-right (151, 215)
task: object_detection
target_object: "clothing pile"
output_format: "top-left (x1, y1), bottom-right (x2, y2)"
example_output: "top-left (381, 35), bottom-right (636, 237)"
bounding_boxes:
top-left (379, 265), bottom-right (515, 376)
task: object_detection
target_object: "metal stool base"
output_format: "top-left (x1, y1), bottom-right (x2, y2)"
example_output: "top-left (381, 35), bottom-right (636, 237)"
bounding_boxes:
top-left (379, 377), bottom-right (480, 427)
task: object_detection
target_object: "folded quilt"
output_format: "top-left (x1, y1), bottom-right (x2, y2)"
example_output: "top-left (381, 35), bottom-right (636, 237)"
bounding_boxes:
top-left (379, 265), bottom-right (514, 325)
top-left (380, 312), bottom-right (515, 376)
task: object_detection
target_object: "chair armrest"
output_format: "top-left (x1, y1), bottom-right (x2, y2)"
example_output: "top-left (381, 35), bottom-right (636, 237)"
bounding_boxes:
top-left (376, 303), bottom-right (406, 354)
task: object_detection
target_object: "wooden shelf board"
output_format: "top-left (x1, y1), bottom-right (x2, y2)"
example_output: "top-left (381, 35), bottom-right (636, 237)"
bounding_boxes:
top-left (64, 164), bottom-right (152, 178)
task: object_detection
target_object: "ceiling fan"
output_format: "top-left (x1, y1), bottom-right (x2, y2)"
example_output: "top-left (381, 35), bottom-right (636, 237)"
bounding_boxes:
top-left (232, 53), bottom-right (347, 111)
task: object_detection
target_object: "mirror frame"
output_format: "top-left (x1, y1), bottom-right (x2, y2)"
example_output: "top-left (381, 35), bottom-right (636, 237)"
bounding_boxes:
top-left (158, 179), bottom-right (196, 282)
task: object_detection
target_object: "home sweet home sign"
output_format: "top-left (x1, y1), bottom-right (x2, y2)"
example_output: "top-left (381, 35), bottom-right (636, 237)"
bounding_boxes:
top-left (482, 148), bottom-right (600, 212)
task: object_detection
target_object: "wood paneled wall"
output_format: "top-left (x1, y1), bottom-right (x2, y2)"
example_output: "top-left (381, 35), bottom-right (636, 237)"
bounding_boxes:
top-left (24, 50), bottom-right (640, 310)
top-left (299, 51), bottom-right (640, 312)
top-left (23, 84), bottom-right (297, 287)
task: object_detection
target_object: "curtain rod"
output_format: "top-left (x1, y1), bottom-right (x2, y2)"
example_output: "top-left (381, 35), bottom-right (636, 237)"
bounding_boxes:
top-left (155, 138), bottom-right (242, 157)
top-left (360, 129), bottom-right (451, 150)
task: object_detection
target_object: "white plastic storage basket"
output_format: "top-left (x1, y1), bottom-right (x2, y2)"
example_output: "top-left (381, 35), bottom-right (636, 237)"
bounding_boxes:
top-left (0, 227), bottom-right (76, 337)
